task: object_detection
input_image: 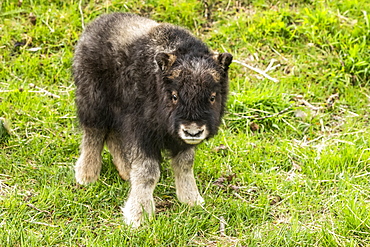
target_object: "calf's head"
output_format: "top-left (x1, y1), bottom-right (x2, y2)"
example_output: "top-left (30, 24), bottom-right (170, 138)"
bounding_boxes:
top-left (156, 52), bottom-right (233, 145)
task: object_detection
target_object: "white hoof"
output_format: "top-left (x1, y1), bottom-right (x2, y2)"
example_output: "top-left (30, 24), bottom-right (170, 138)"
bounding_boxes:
top-left (75, 170), bottom-right (99, 185)
top-left (121, 206), bottom-right (142, 228)
top-left (179, 193), bottom-right (205, 206)
top-left (74, 160), bottom-right (99, 185)
top-left (121, 197), bottom-right (155, 228)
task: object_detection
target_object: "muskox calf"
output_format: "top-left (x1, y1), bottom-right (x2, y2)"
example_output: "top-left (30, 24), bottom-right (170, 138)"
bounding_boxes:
top-left (73, 13), bottom-right (232, 227)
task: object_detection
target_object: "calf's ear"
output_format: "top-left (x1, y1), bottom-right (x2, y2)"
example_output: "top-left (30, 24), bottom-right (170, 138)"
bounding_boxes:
top-left (214, 53), bottom-right (233, 71)
top-left (155, 53), bottom-right (177, 71)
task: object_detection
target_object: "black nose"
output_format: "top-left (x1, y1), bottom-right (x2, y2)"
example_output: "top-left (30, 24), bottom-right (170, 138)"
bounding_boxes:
top-left (183, 128), bottom-right (204, 137)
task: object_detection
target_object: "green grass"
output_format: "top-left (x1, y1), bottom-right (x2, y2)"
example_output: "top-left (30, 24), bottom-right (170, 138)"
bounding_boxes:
top-left (1, 0), bottom-right (370, 246)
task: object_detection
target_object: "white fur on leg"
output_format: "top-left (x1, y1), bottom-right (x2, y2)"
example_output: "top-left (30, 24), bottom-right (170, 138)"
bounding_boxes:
top-left (75, 128), bottom-right (105, 185)
top-left (122, 158), bottom-right (160, 227)
top-left (121, 192), bottom-right (155, 228)
top-left (175, 173), bottom-right (204, 206)
top-left (75, 153), bottom-right (102, 184)
top-left (172, 148), bottom-right (204, 206)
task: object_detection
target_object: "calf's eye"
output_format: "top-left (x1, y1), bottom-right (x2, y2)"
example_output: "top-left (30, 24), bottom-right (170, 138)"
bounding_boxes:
top-left (210, 93), bottom-right (216, 103)
top-left (171, 92), bottom-right (178, 103)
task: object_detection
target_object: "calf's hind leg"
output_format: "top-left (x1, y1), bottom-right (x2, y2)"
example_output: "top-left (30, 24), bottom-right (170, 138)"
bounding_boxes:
top-left (171, 148), bottom-right (204, 206)
top-left (75, 127), bottom-right (106, 185)
top-left (106, 132), bottom-right (131, 180)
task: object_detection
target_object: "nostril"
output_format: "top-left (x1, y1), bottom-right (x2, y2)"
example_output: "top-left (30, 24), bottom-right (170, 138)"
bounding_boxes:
top-left (183, 129), bottom-right (204, 137)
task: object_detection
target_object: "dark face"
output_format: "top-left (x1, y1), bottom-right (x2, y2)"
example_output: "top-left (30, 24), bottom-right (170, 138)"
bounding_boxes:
top-left (157, 53), bottom-right (232, 145)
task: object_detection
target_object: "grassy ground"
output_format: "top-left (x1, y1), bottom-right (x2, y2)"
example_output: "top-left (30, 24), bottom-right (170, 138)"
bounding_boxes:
top-left (1, 0), bottom-right (370, 246)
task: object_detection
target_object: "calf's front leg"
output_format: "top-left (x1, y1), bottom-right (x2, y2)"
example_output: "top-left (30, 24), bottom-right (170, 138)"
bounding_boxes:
top-left (122, 157), bottom-right (160, 227)
top-left (171, 148), bottom-right (204, 206)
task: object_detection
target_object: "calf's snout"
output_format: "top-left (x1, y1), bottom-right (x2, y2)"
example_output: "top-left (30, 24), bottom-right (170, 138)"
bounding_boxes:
top-left (178, 123), bottom-right (208, 145)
